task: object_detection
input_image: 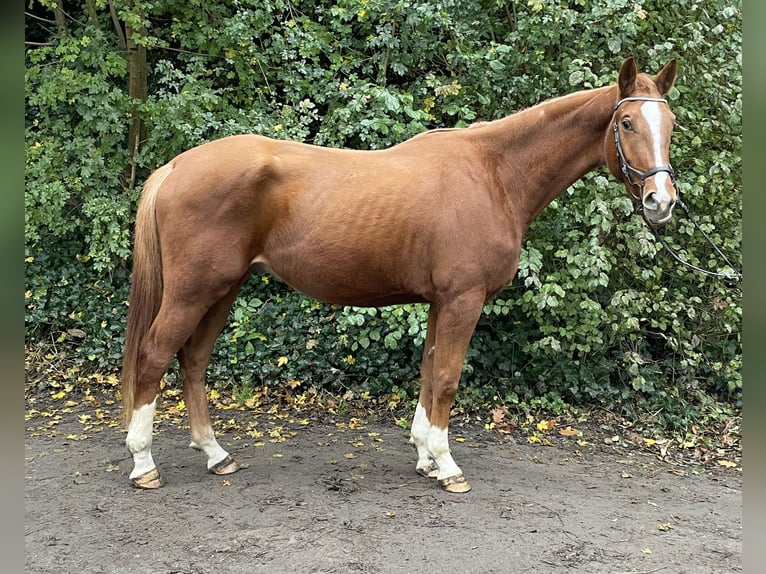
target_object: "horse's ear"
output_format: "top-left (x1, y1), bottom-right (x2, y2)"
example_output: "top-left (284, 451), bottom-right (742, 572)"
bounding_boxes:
top-left (654, 59), bottom-right (678, 96)
top-left (618, 57), bottom-right (637, 98)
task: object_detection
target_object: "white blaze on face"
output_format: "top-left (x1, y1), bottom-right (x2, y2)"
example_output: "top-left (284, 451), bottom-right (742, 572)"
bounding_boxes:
top-left (640, 101), bottom-right (674, 207)
top-left (126, 400), bottom-right (157, 479)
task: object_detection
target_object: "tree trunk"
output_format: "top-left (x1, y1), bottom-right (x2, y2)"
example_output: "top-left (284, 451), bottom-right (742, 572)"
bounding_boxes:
top-left (125, 20), bottom-right (147, 189)
top-left (53, 1), bottom-right (67, 37)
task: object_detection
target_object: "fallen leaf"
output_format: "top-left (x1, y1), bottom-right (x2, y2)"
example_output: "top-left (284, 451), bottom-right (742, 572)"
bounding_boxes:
top-left (558, 426), bottom-right (582, 437)
top-left (717, 460), bottom-right (737, 468)
top-left (305, 339), bottom-right (319, 350)
top-left (657, 523), bottom-right (674, 532)
top-left (65, 433), bottom-right (88, 441)
top-left (344, 452), bottom-right (356, 459)
top-left (537, 419), bottom-right (556, 431)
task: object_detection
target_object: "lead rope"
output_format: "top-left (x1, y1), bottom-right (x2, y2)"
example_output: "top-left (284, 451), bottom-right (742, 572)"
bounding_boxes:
top-left (639, 199), bottom-right (742, 282)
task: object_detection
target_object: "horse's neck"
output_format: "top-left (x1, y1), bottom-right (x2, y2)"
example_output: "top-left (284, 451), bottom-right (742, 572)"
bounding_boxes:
top-left (476, 85), bottom-right (618, 227)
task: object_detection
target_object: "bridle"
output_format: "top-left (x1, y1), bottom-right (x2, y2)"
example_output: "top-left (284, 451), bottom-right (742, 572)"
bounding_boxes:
top-left (611, 96), bottom-right (677, 201)
top-left (611, 97), bottom-right (741, 282)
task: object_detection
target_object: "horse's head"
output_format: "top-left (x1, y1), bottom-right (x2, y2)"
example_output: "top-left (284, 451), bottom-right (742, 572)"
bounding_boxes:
top-left (606, 58), bottom-right (678, 225)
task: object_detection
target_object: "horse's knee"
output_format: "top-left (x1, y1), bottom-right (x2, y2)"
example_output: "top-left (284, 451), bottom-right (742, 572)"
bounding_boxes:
top-left (432, 375), bottom-right (459, 402)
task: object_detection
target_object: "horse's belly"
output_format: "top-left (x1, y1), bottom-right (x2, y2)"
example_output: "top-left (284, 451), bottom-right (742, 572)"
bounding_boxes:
top-left (249, 253), bottom-right (428, 307)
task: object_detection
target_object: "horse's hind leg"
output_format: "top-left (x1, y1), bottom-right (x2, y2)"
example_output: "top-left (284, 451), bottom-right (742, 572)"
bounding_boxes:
top-left (179, 277), bottom-right (247, 475)
top-left (126, 300), bottom-right (210, 489)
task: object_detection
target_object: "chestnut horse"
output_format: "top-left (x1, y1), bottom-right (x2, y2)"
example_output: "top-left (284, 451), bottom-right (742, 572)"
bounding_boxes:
top-left (122, 58), bottom-right (678, 493)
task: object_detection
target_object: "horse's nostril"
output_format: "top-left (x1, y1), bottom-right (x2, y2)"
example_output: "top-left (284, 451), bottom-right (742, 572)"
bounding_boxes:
top-left (643, 193), bottom-right (659, 210)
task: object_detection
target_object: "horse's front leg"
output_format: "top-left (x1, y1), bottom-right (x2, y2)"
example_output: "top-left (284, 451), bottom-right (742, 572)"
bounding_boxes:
top-left (410, 306), bottom-right (439, 479)
top-left (416, 291), bottom-right (485, 493)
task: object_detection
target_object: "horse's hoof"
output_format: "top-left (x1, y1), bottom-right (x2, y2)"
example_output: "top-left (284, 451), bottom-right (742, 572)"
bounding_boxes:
top-left (416, 461), bottom-right (439, 479)
top-left (209, 454), bottom-right (242, 475)
top-left (130, 468), bottom-right (166, 489)
top-left (438, 474), bottom-right (472, 493)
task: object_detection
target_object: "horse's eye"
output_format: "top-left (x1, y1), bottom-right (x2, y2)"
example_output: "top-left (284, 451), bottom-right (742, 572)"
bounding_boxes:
top-left (621, 118), bottom-right (633, 131)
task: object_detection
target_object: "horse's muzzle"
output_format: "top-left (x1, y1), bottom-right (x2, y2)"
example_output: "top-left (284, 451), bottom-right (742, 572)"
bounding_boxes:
top-left (642, 189), bottom-right (675, 225)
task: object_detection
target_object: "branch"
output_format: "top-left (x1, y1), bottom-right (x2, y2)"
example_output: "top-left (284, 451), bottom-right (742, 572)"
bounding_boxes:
top-left (109, 0), bottom-right (126, 49)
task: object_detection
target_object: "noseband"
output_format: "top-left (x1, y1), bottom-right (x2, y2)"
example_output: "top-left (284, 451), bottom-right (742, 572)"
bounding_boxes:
top-left (612, 97), bottom-right (677, 202)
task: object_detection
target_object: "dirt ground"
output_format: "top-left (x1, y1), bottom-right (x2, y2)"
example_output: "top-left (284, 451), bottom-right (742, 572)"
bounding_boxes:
top-left (25, 385), bottom-right (741, 574)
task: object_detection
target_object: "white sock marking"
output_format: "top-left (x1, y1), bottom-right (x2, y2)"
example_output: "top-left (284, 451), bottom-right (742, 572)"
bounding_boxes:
top-left (126, 400), bottom-right (157, 479)
top-left (427, 426), bottom-right (462, 480)
top-left (189, 431), bottom-right (230, 470)
top-left (410, 403), bottom-right (463, 478)
top-left (410, 402), bottom-right (435, 471)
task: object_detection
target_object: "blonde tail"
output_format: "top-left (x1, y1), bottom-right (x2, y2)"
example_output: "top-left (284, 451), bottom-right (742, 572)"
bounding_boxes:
top-left (121, 162), bottom-right (173, 427)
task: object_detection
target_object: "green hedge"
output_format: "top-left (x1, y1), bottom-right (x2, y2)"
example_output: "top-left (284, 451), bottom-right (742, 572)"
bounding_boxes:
top-left (25, 0), bottom-right (741, 429)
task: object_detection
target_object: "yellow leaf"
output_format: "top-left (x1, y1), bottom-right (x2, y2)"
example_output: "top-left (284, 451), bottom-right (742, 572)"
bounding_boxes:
top-left (454, 437), bottom-right (466, 442)
top-left (642, 548), bottom-right (653, 554)
top-left (208, 389), bottom-right (220, 400)
top-left (537, 419), bottom-right (555, 431)
top-left (644, 438), bottom-right (656, 447)
top-left (277, 356), bottom-right (288, 367)
top-left (718, 459), bottom-right (737, 468)
top-left (51, 391), bottom-right (66, 400)
top-left (305, 339), bottom-right (319, 350)
top-left (66, 433), bottom-right (88, 441)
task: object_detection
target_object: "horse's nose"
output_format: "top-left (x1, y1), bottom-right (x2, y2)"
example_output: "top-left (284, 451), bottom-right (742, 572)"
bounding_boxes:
top-left (642, 189), bottom-right (675, 213)
top-left (642, 188), bottom-right (676, 224)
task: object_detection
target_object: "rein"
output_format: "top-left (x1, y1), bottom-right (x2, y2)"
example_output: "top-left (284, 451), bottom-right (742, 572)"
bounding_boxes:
top-left (639, 199), bottom-right (742, 282)
top-left (612, 97), bottom-right (741, 282)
